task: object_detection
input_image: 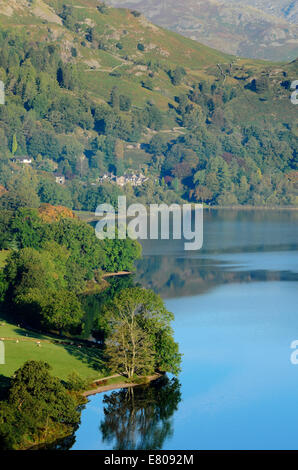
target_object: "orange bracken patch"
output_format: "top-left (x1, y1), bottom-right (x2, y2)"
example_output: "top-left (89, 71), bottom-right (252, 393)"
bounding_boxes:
top-left (38, 204), bottom-right (76, 223)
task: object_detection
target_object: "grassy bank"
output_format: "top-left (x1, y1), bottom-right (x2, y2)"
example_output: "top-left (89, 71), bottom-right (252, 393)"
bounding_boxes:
top-left (0, 314), bottom-right (106, 385)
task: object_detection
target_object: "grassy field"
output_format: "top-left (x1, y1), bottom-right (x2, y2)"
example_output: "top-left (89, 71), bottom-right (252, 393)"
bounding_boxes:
top-left (0, 313), bottom-right (106, 382)
top-left (0, 248), bottom-right (106, 385)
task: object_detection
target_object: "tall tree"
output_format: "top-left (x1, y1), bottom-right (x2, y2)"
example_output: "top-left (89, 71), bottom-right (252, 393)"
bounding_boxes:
top-left (11, 133), bottom-right (18, 156)
top-left (102, 288), bottom-right (181, 377)
top-left (106, 321), bottom-right (154, 378)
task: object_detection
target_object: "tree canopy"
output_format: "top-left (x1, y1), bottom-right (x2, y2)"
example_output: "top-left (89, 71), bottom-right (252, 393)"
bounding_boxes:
top-left (97, 287), bottom-right (181, 378)
top-left (0, 361), bottom-right (80, 450)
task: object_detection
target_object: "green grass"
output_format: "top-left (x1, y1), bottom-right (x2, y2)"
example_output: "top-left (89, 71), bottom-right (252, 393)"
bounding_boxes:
top-left (0, 313), bottom-right (106, 382)
top-left (124, 148), bottom-right (153, 169)
top-left (0, 245), bottom-right (106, 385)
top-left (82, 68), bottom-right (175, 111)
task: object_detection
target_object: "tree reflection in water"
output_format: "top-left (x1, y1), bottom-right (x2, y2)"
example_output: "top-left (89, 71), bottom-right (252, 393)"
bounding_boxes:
top-left (100, 375), bottom-right (181, 450)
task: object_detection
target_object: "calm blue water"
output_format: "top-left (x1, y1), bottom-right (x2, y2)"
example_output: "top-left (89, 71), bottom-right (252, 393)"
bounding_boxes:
top-left (72, 210), bottom-right (298, 450)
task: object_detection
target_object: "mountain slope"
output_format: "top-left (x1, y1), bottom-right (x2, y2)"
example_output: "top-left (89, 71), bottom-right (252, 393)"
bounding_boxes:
top-left (224, 0), bottom-right (298, 23)
top-left (107, 0), bottom-right (298, 61)
top-left (0, 0), bottom-right (234, 111)
top-left (0, 0), bottom-right (297, 209)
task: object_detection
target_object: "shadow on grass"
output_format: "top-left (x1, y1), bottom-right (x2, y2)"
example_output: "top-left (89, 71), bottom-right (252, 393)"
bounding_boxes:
top-left (63, 344), bottom-right (106, 373)
top-left (13, 327), bottom-right (47, 339)
top-left (0, 303), bottom-right (47, 339)
top-left (0, 302), bottom-right (106, 375)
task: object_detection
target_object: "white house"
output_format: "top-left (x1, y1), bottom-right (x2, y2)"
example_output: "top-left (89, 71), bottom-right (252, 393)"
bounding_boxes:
top-left (55, 174), bottom-right (65, 185)
top-left (11, 156), bottom-right (32, 164)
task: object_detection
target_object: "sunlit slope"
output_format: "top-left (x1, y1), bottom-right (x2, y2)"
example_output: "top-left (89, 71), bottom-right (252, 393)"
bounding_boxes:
top-left (0, 0), bottom-right (234, 110)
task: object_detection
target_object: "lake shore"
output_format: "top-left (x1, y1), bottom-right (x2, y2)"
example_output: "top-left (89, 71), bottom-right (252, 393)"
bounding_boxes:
top-left (83, 373), bottom-right (163, 397)
top-left (204, 205), bottom-right (298, 211)
top-left (76, 205), bottom-right (298, 222)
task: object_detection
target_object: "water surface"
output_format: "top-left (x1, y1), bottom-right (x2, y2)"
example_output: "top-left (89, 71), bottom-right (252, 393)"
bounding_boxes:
top-left (72, 210), bottom-right (298, 450)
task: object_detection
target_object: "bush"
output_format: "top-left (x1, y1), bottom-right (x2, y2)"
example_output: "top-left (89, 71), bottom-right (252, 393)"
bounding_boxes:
top-left (97, 3), bottom-right (108, 14)
top-left (64, 371), bottom-right (89, 392)
top-left (142, 79), bottom-right (154, 91)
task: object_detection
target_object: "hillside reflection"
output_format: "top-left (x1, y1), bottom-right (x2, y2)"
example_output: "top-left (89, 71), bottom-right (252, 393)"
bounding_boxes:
top-left (136, 210), bottom-right (298, 298)
top-left (135, 254), bottom-right (298, 298)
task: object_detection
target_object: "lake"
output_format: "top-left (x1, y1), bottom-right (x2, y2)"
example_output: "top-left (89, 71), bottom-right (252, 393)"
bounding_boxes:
top-left (71, 210), bottom-right (298, 450)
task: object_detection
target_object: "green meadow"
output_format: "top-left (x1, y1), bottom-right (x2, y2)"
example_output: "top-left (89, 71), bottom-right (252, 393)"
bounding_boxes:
top-left (0, 313), bottom-right (105, 382)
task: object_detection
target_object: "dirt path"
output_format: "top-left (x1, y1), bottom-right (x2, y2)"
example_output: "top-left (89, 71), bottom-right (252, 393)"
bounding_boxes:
top-left (102, 271), bottom-right (132, 278)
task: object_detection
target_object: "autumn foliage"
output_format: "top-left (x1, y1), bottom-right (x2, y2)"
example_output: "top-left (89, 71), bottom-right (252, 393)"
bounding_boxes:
top-left (38, 204), bottom-right (75, 223)
top-left (0, 185), bottom-right (7, 197)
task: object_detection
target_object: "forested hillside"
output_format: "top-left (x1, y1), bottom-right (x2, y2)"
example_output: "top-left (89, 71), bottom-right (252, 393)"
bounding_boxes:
top-left (0, 0), bottom-right (297, 208)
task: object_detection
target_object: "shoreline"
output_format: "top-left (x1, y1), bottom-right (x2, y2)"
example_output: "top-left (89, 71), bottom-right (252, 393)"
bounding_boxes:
top-left (76, 205), bottom-right (298, 222)
top-left (83, 373), bottom-right (163, 397)
top-left (203, 205), bottom-right (298, 211)
top-left (22, 374), bottom-right (163, 449)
